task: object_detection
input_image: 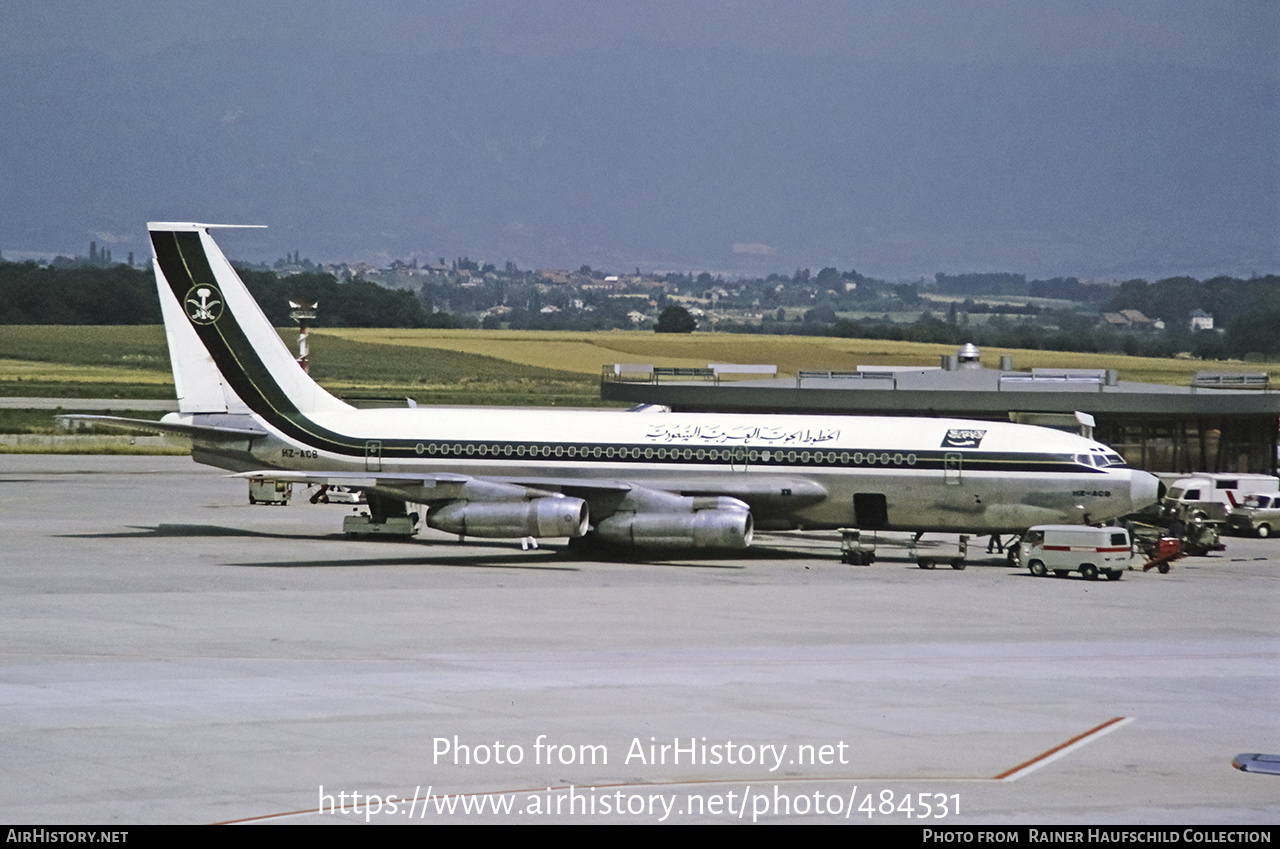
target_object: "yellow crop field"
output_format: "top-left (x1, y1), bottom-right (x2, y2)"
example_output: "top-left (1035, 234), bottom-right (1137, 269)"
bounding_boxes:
top-left (317, 329), bottom-right (705, 374)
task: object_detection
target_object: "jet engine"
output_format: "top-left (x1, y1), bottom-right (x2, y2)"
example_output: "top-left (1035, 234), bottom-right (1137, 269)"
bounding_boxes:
top-left (427, 495), bottom-right (589, 539)
top-left (593, 493), bottom-right (754, 549)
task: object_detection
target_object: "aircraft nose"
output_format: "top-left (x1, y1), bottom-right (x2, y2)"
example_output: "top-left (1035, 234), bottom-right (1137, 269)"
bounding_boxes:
top-left (1131, 471), bottom-right (1162, 511)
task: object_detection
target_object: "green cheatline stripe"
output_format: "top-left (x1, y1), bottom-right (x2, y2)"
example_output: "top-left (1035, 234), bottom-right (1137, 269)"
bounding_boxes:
top-left (150, 228), bottom-right (1111, 476)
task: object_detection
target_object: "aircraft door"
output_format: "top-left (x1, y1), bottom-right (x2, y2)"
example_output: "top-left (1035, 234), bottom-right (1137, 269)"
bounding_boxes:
top-left (853, 493), bottom-right (889, 530)
top-left (730, 445), bottom-right (749, 472)
top-left (944, 452), bottom-right (962, 484)
top-left (365, 440), bottom-right (382, 472)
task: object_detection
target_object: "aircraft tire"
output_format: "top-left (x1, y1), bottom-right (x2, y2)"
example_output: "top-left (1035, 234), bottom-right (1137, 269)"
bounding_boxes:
top-left (1028, 559), bottom-right (1047, 577)
top-left (1080, 563), bottom-right (1099, 581)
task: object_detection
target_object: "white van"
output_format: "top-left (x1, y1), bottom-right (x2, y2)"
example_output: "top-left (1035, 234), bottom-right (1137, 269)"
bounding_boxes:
top-left (1160, 474), bottom-right (1280, 522)
top-left (1017, 525), bottom-right (1134, 581)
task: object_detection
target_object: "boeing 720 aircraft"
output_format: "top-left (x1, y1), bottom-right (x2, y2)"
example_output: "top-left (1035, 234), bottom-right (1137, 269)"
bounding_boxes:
top-left (70, 223), bottom-right (1161, 552)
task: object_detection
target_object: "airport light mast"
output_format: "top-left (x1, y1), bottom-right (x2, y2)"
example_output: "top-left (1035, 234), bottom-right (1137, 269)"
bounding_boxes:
top-left (289, 300), bottom-right (317, 373)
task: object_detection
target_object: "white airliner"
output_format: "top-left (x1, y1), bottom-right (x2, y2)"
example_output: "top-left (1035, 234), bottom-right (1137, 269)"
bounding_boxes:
top-left (71, 223), bottom-right (1161, 551)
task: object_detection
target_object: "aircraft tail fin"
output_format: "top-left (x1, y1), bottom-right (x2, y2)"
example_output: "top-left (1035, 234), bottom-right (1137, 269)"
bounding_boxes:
top-left (148, 223), bottom-right (351, 418)
top-left (155, 256), bottom-right (249, 414)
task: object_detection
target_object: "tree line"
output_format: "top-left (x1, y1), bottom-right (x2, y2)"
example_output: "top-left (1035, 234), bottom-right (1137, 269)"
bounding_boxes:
top-left (0, 262), bottom-right (427, 327)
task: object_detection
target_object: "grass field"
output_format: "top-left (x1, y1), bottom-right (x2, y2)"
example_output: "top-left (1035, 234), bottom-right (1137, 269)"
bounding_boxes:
top-left (4, 326), bottom-right (1280, 411)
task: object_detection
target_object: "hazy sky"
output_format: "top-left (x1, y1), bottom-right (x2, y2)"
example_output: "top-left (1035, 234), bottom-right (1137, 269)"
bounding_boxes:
top-left (2, 1), bottom-right (1276, 279)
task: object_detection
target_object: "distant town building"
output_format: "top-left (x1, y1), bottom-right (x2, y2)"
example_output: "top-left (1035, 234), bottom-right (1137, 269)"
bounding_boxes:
top-left (1099, 309), bottom-right (1159, 332)
top-left (1190, 309), bottom-right (1214, 331)
top-left (539, 269), bottom-right (575, 284)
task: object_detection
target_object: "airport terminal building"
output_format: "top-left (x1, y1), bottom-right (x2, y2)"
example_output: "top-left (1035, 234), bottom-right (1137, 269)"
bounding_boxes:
top-left (601, 346), bottom-right (1280, 476)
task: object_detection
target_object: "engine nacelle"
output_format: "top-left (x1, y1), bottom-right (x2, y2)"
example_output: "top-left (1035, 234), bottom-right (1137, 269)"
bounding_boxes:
top-left (594, 508), bottom-right (754, 549)
top-left (427, 496), bottom-right (589, 539)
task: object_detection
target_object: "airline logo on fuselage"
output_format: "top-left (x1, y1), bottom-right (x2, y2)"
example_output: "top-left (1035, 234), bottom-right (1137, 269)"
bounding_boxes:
top-left (645, 423), bottom-right (840, 445)
top-left (184, 285), bottom-right (224, 325)
top-left (942, 428), bottom-right (987, 448)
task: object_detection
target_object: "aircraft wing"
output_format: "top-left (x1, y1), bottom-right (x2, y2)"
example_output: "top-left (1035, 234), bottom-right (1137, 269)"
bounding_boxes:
top-left (231, 468), bottom-right (775, 546)
top-left (229, 469), bottom-right (621, 505)
top-left (229, 469), bottom-right (825, 520)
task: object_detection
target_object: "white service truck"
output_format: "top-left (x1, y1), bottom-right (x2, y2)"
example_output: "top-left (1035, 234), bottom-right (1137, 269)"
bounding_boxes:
top-left (1159, 474), bottom-right (1279, 523)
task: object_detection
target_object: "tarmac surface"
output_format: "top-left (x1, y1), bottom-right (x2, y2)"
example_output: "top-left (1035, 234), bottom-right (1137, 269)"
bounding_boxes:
top-left (1, 454), bottom-right (1277, 825)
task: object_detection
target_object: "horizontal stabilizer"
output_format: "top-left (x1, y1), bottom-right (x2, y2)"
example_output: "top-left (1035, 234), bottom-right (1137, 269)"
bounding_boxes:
top-left (57, 414), bottom-right (265, 442)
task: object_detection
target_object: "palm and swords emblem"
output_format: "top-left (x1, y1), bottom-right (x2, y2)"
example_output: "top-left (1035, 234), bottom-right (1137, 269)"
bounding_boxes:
top-left (184, 285), bottom-right (223, 324)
